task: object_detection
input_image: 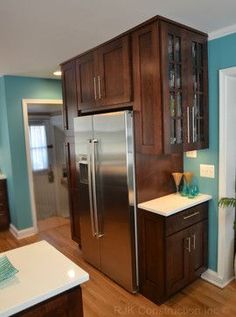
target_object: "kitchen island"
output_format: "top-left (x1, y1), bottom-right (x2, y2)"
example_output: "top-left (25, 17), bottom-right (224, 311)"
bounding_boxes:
top-left (0, 240), bottom-right (89, 316)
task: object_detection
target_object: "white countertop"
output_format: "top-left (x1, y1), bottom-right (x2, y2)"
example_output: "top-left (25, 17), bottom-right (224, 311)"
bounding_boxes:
top-left (0, 240), bottom-right (89, 317)
top-left (0, 175), bottom-right (6, 180)
top-left (138, 193), bottom-right (212, 216)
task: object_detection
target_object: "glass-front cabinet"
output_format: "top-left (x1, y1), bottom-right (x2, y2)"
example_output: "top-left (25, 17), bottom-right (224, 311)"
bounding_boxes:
top-left (160, 21), bottom-right (208, 153)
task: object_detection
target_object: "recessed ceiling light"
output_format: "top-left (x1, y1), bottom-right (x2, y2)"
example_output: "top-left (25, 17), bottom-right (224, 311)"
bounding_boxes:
top-left (53, 70), bottom-right (62, 76)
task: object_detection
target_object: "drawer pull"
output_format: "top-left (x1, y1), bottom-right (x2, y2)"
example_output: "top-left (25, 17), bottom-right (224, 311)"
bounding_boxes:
top-left (183, 211), bottom-right (199, 220)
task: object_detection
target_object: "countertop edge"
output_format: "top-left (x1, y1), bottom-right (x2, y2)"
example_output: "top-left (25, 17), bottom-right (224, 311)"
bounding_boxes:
top-left (3, 273), bottom-right (89, 317)
top-left (138, 194), bottom-right (212, 217)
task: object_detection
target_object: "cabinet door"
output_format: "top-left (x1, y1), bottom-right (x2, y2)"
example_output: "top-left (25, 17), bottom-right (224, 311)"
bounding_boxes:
top-left (132, 22), bottom-right (162, 155)
top-left (189, 220), bottom-right (208, 281)
top-left (185, 32), bottom-right (208, 151)
top-left (166, 227), bottom-right (190, 296)
top-left (76, 51), bottom-right (97, 112)
top-left (97, 35), bottom-right (132, 106)
top-left (65, 138), bottom-right (77, 189)
top-left (160, 21), bottom-right (187, 153)
top-left (61, 61), bottom-right (78, 131)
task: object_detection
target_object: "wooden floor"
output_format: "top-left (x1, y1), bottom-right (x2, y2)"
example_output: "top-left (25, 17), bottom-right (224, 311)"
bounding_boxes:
top-left (1, 224), bottom-right (236, 317)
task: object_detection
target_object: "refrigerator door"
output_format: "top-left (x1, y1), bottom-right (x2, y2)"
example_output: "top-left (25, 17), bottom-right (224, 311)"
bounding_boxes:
top-left (74, 115), bottom-right (101, 269)
top-left (93, 111), bottom-right (138, 292)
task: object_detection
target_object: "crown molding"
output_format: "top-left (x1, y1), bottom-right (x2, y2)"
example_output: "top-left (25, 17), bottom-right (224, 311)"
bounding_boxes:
top-left (209, 24), bottom-right (236, 41)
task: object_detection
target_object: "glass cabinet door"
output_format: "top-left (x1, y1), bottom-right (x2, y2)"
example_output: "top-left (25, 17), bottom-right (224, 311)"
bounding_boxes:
top-left (161, 22), bottom-right (186, 153)
top-left (186, 32), bottom-right (208, 150)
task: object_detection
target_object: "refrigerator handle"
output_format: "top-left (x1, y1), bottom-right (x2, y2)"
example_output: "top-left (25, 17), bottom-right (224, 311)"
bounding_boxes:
top-left (87, 140), bottom-right (96, 237)
top-left (91, 139), bottom-right (104, 238)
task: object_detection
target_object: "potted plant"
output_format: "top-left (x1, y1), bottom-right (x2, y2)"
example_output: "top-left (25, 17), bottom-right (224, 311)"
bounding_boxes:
top-left (219, 197), bottom-right (236, 276)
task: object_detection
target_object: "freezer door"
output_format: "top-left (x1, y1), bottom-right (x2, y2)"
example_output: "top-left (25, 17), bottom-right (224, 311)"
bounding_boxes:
top-left (93, 111), bottom-right (137, 292)
top-left (74, 116), bottom-right (101, 269)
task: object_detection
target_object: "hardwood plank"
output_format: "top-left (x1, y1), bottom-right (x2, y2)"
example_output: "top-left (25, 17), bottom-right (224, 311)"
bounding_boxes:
top-left (0, 225), bottom-right (235, 317)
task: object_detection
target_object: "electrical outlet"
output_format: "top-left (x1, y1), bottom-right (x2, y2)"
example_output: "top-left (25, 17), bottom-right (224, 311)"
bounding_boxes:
top-left (186, 151), bottom-right (197, 158)
top-left (200, 164), bottom-right (215, 178)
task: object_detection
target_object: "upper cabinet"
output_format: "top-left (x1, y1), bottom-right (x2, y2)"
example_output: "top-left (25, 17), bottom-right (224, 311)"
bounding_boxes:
top-left (61, 16), bottom-right (208, 154)
top-left (76, 35), bottom-right (132, 112)
top-left (160, 21), bottom-right (208, 153)
top-left (61, 61), bottom-right (78, 131)
top-left (132, 23), bottom-right (162, 155)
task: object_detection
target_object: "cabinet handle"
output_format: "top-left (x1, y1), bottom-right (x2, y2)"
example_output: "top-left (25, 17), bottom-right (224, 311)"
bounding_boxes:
top-left (93, 77), bottom-right (97, 100)
top-left (192, 234), bottom-right (196, 250)
top-left (187, 106), bottom-right (190, 143)
top-left (192, 107), bottom-right (195, 143)
top-left (186, 237), bottom-right (191, 252)
top-left (97, 76), bottom-right (102, 99)
top-left (183, 211), bottom-right (199, 220)
top-left (0, 213), bottom-right (5, 216)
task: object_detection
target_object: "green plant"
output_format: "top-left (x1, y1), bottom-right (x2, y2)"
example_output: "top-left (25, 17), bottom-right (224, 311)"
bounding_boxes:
top-left (218, 197), bottom-right (236, 230)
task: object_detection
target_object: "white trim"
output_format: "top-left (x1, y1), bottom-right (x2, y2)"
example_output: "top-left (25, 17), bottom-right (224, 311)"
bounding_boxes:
top-left (201, 269), bottom-right (235, 288)
top-left (22, 99), bottom-right (63, 232)
top-left (9, 223), bottom-right (37, 239)
top-left (209, 24), bottom-right (236, 41)
top-left (217, 67), bottom-right (236, 286)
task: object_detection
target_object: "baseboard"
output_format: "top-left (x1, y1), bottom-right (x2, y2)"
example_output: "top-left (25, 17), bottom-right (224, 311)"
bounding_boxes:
top-left (9, 223), bottom-right (38, 239)
top-left (201, 269), bottom-right (235, 288)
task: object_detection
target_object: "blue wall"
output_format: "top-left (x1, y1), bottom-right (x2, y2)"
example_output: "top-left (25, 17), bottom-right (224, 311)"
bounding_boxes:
top-left (0, 76), bottom-right (62, 230)
top-left (185, 33), bottom-right (236, 271)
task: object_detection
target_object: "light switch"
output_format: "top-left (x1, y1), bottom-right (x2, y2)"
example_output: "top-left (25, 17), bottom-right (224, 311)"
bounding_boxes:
top-left (200, 164), bottom-right (215, 178)
top-left (186, 151), bottom-right (197, 158)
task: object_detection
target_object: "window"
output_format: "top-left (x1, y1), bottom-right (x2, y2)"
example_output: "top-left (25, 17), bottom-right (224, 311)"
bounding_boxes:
top-left (29, 124), bottom-right (49, 171)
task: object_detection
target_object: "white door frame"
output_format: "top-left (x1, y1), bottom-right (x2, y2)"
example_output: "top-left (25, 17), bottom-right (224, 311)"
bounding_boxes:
top-left (22, 99), bottom-right (63, 233)
top-left (202, 67), bottom-right (236, 288)
top-left (218, 68), bottom-right (236, 284)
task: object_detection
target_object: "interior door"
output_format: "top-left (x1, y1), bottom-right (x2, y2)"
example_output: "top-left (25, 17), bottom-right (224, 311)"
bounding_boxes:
top-left (97, 36), bottom-right (132, 106)
top-left (74, 115), bottom-right (101, 269)
top-left (93, 111), bottom-right (137, 292)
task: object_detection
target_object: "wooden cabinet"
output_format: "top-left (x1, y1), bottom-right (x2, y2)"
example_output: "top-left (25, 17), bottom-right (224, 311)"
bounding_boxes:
top-left (138, 202), bottom-right (208, 304)
top-left (76, 35), bottom-right (132, 113)
top-left (65, 138), bottom-right (81, 245)
top-left (132, 23), bottom-right (162, 155)
top-left (61, 61), bottom-right (78, 131)
top-left (0, 179), bottom-right (10, 231)
top-left (160, 21), bottom-right (208, 153)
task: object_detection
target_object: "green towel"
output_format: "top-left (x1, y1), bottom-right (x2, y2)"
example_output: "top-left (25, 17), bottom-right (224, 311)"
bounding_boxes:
top-left (0, 256), bottom-right (19, 283)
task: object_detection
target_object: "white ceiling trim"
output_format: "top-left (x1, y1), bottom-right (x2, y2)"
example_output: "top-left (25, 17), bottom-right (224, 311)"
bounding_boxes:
top-left (208, 23), bottom-right (236, 41)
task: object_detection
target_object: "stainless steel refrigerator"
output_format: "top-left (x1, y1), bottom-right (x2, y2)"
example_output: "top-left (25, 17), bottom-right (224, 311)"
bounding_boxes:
top-left (74, 110), bottom-right (138, 292)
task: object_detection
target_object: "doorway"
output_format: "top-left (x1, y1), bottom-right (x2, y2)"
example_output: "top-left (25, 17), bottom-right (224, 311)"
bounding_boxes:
top-left (218, 67), bottom-right (236, 285)
top-left (22, 99), bottom-right (70, 232)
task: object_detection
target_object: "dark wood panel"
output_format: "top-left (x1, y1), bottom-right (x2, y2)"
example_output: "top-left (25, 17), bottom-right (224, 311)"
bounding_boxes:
top-left (97, 35), bottom-right (132, 106)
top-left (0, 179), bottom-right (10, 230)
top-left (138, 209), bottom-right (166, 304)
top-left (61, 61), bottom-right (78, 131)
top-left (76, 52), bottom-right (97, 111)
top-left (132, 22), bottom-right (162, 155)
top-left (69, 188), bottom-right (81, 246)
top-left (165, 202), bottom-right (208, 236)
top-left (13, 286), bottom-right (83, 317)
top-left (189, 220), bottom-right (208, 281)
top-left (65, 137), bottom-right (77, 190)
top-left (166, 226), bottom-right (190, 296)
top-left (135, 152), bottom-right (183, 204)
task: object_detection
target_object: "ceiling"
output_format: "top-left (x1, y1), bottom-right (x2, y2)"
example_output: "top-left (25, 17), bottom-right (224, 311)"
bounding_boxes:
top-left (1, 0), bottom-right (236, 78)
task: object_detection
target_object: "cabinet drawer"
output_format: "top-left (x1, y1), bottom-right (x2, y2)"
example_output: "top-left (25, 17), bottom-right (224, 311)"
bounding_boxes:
top-left (165, 202), bottom-right (208, 236)
top-left (0, 179), bottom-right (7, 191)
top-left (0, 201), bottom-right (8, 211)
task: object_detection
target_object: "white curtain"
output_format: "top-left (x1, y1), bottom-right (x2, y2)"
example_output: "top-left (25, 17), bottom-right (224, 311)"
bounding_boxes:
top-left (29, 125), bottom-right (49, 171)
